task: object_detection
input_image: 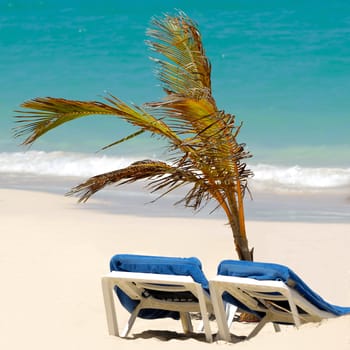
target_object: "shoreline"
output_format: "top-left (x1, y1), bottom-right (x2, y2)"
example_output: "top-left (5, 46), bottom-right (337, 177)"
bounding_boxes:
top-left (1, 172), bottom-right (349, 223)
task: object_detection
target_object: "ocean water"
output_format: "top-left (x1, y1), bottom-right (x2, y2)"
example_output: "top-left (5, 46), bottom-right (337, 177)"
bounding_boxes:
top-left (1, 0), bottom-right (349, 221)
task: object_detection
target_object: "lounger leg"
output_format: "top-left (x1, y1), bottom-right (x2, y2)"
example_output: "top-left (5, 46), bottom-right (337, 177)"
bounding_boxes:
top-left (246, 315), bottom-right (270, 339)
top-left (121, 304), bottom-right (142, 337)
top-left (286, 292), bottom-right (301, 328)
top-left (273, 323), bottom-right (281, 332)
top-left (101, 277), bottom-right (119, 337)
top-left (180, 312), bottom-right (193, 334)
top-left (195, 285), bottom-right (213, 342)
top-left (196, 319), bottom-right (204, 332)
top-left (225, 303), bottom-right (238, 328)
top-left (209, 283), bottom-right (231, 342)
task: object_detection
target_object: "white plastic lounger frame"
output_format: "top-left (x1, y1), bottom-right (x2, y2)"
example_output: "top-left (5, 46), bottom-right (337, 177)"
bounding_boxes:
top-left (102, 271), bottom-right (213, 342)
top-left (209, 275), bottom-right (335, 341)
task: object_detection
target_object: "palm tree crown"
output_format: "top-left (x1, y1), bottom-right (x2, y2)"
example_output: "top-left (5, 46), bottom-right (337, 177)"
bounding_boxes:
top-left (14, 12), bottom-right (254, 260)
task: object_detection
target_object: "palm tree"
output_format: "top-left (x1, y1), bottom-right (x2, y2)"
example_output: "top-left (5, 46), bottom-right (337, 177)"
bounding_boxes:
top-left (14, 12), bottom-right (254, 261)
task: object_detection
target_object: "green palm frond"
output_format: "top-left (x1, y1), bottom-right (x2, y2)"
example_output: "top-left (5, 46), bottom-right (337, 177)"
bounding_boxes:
top-left (14, 95), bottom-right (183, 148)
top-left (99, 129), bottom-right (145, 151)
top-left (14, 97), bottom-right (120, 145)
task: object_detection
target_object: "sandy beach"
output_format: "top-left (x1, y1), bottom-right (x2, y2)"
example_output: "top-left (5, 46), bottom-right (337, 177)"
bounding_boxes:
top-left (1, 188), bottom-right (350, 350)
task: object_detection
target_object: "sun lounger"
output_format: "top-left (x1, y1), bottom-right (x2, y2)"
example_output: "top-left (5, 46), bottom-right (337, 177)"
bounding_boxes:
top-left (209, 260), bottom-right (350, 341)
top-left (101, 254), bottom-right (213, 342)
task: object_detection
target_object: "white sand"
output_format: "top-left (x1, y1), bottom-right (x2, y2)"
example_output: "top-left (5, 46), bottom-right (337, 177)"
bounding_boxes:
top-left (1, 188), bottom-right (350, 349)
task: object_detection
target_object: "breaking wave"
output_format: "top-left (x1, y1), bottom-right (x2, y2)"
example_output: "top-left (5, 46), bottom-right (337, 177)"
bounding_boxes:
top-left (1, 151), bottom-right (349, 190)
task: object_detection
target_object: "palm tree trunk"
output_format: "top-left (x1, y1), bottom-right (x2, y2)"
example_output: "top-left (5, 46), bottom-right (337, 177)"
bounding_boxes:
top-left (226, 181), bottom-right (253, 261)
top-left (228, 216), bottom-right (253, 261)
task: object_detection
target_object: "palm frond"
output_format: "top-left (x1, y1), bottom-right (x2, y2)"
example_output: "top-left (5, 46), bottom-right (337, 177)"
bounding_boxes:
top-left (103, 94), bottom-right (182, 144)
top-left (148, 96), bottom-right (252, 183)
top-left (66, 159), bottom-right (199, 203)
top-left (147, 95), bottom-right (219, 137)
top-left (145, 12), bottom-right (253, 206)
top-left (67, 157), bottom-right (227, 212)
top-left (14, 97), bottom-right (121, 145)
top-left (147, 11), bottom-right (214, 105)
top-left (14, 95), bottom-right (184, 148)
top-left (99, 129), bottom-right (145, 151)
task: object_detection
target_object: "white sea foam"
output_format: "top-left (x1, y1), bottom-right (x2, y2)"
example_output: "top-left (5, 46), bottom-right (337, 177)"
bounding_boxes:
top-left (0, 151), bottom-right (349, 190)
top-left (0, 151), bottom-right (138, 178)
top-left (250, 164), bottom-right (350, 190)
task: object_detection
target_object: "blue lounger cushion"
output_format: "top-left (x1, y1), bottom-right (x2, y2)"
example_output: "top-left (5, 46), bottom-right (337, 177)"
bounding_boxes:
top-left (218, 260), bottom-right (350, 317)
top-left (110, 254), bottom-right (209, 320)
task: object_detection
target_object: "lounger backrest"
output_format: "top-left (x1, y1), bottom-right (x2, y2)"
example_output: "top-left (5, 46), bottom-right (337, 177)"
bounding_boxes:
top-left (109, 254), bottom-right (209, 319)
top-left (217, 260), bottom-right (350, 316)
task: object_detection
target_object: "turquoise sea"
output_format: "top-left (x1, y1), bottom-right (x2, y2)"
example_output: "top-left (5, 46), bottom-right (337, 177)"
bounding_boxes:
top-left (1, 0), bottom-right (349, 221)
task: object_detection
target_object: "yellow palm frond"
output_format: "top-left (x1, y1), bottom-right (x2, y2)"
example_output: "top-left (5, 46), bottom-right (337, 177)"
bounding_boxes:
top-left (148, 96), bottom-right (252, 183)
top-left (147, 11), bottom-right (215, 106)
